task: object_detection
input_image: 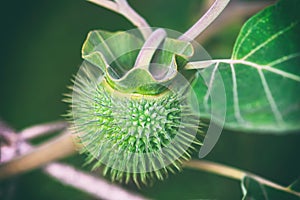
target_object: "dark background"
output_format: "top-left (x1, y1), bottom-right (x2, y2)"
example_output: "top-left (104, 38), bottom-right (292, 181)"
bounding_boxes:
top-left (0, 0), bottom-right (299, 199)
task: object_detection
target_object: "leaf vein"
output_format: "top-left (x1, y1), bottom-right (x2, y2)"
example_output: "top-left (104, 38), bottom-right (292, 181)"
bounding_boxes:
top-left (232, 11), bottom-right (273, 59)
top-left (258, 69), bottom-right (284, 124)
top-left (241, 22), bottom-right (299, 61)
top-left (267, 52), bottom-right (300, 67)
top-left (187, 59), bottom-right (300, 82)
top-left (230, 63), bottom-right (245, 124)
top-left (204, 63), bottom-right (219, 111)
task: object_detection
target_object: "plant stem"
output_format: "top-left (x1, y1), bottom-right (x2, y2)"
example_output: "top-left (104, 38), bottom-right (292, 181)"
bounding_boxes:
top-left (179, 0), bottom-right (230, 42)
top-left (2, 120), bottom-right (299, 197)
top-left (0, 131), bottom-right (76, 179)
top-left (0, 121), bottom-right (148, 200)
top-left (87, 0), bottom-right (152, 39)
top-left (184, 160), bottom-right (300, 197)
top-left (185, 59), bottom-right (300, 82)
top-left (196, 1), bottom-right (272, 43)
top-left (44, 163), bottom-right (148, 200)
top-left (19, 121), bottom-right (68, 140)
top-left (184, 160), bottom-right (244, 179)
top-left (134, 28), bottom-right (166, 69)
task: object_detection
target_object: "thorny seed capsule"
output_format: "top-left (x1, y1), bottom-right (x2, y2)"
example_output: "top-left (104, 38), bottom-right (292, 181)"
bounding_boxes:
top-left (66, 30), bottom-right (203, 185)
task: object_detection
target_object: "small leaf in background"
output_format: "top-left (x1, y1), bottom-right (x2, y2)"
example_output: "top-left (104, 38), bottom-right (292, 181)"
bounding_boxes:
top-left (190, 0), bottom-right (300, 132)
top-left (289, 179), bottom-right (300, 193)
top-left (241, 176), bottom-right (300, 200)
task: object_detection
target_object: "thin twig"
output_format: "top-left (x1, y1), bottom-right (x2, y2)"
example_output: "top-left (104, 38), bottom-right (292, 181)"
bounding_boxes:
top-left (87, 0), bottom-right (152, 39)
top-left (134, 28), bottom-right (166, 69)
top-left (0, 131), bottom-right (76, 179)
top-left (44, 163), bottom-right (148, 200)
top-left (0, 121), bottom-right (148, 200)
top-left (2, 120), bottom-right (298, 198)
top-left (19, 121), bottom-right (68, 140)
top-left (179, 0), bottom-right (230, 42)
top-left (0, 120), bottom-right (17, 145)
top-left (0, 120), bottom-right (19, 163)
top-left (196, 1), bottom-right (272, 43)
top-left (184, 160), bottom-right (300, 197)
top-left (88, 0), bottom-right (117, 10)
top-left (0, 120), bottom-right (18, 200)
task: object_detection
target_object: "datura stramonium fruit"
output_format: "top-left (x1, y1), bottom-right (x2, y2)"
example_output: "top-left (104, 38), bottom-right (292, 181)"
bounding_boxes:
top-left (66, 29), bottom-right (203, 185)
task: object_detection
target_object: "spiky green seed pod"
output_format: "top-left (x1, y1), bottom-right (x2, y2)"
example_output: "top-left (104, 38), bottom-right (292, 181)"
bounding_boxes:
top-left (67, 29), bottom-right (202, 185)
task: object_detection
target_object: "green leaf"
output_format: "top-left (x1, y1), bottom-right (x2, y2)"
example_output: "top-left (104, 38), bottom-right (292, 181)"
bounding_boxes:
top-left (188, 0), bottom-right (300, 132)
top-left (241, 176), bottom-right (300, 200)
top-left (289, 179), bottom-right (300, 193)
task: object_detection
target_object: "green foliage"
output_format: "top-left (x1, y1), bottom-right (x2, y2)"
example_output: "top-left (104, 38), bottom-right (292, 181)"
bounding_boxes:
top-left (191, 0), bottom-right (300, 132)
top-left (242, 176), bottom-right (300, 200)
top-left (290, 179), bottom-right (300, 193)
top-left (76, 0), bottom-right (300, 193)
top-left (1, 0), bottom-right (299, 199)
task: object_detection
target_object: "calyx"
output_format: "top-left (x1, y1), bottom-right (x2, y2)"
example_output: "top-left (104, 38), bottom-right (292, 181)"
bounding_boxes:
top-left (82, 29), bottom-right (194, 95)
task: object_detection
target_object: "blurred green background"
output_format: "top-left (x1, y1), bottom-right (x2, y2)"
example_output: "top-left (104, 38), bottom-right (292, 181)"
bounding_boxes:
top-left (0, 0), bottom-right (299, 199)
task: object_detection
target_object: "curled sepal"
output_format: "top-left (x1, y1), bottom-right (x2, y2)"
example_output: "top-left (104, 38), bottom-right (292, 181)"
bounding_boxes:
top-left (82, 29), bottom-right (194, 95)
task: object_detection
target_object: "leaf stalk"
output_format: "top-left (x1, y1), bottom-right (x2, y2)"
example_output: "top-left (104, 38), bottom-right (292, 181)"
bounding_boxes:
top-left (179, 0), bottom-right (230, 41)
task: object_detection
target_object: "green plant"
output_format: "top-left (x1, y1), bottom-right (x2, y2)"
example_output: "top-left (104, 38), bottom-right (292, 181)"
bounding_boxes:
top-left (0, 0), bottom-right (299, 199)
